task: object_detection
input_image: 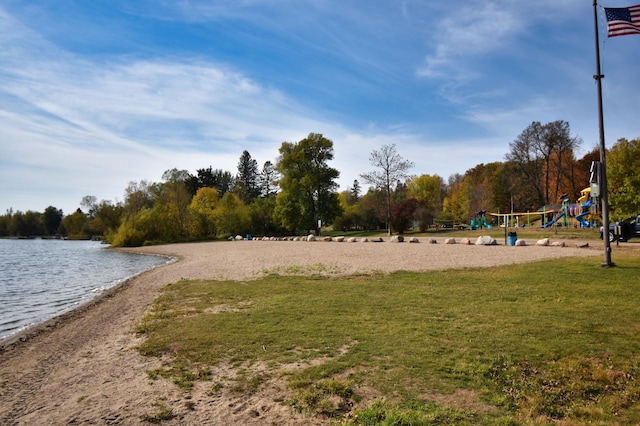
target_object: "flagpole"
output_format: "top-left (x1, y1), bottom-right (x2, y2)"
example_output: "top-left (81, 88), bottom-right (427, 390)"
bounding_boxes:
top-left (593, 0), bottom-right (614, 267)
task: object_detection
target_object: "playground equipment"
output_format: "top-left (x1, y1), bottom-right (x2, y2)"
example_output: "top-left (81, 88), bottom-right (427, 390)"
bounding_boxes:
top-left (470, 210), bottom-right (493, 230)
top-left (482, 187), bottom-right (600, 229)
top-left (542, 187), bottom-right (598, 228)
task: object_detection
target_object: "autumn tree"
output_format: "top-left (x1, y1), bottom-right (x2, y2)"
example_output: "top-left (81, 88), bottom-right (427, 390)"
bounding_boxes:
top-left (408, 174), bottom-right (444, 230)
top-left (188, 187), bottom-right (220, 238)
top-left (506, 120), bottom-right (581, 207)
top-left (360, 144), bottom-right (414, 235)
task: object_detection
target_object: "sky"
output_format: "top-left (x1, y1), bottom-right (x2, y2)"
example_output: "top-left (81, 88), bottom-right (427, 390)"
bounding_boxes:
top-left (1, 1), bottom-right (639, 215)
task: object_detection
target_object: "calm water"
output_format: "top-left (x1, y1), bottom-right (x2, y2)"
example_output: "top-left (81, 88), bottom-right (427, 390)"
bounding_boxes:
top-left (0, 239), bottom-right (172, 340)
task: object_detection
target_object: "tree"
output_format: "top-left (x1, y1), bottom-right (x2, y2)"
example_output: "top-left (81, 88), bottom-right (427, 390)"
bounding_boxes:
top-left (607, 137), bottom-right (640, 219)
top-left (348, 180), bottom-right (361, 204)
top-left (275, 133), bottom-right (342, 234)
top-left (236, 150), bottom-right (260, 203)
top-left (42, 206), bottom-right (63, 235)
top-left (80, 195), bottom-right (98, 218)
top-left (408, 174), bottom-right (444, 230)
top-left (62, 209), bottom-right (89, 238)
top-left (249, 196), bottom-right (280, 236)
top-left (360, 144), bottom-right (414, 235)
top-left (391, 198), bottom-right (418, 234)
top-left (9, 210), bottom-right (43, 237)
top-left (506, 121), bottom-right (581, 207)
top-left (259, 161), bottom-right (278, 198)
top-left (123, 180), bottom-right (155, 216)
top-left (214, 192), bottom-right (250, 237)
top-left (188, 167), bottom-right (235, 197)
top-left (188, 187), bottom-right (220, 238)
top-left (157, 168), bottom-right (192, 239)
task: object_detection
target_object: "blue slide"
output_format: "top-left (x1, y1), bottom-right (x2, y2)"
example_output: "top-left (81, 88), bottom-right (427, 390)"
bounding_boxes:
top-left (575, 211), bottom-right (590, 228)
top-left (542, 211), bottom-right (565, 228)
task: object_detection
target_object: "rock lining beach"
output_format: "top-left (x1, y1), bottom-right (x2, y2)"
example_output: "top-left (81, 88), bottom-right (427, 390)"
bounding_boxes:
top-left (0, 238), bottom-right (600, 425)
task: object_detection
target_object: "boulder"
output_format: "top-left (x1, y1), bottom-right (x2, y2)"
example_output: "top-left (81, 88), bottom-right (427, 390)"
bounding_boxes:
top-left (307, 234), bottom-right (316, 242)
top-left (444, 238), bottom-right (456, 244)
top-left (293, 237), bottom-right (301, 241)
top-left (428, 238), bottom-right (438, 244)
top-left (475, 235), bottom-right (497, 245)
top-left (576, 242), bottom-right (589, 248)
top-left (347, 237), bottom-right (357, 243)
top-left (515, 239), bottom-right (527, 246)
top-left (459, 238), bottom-right (471, 245)
top-left (551, 241), bottom-right (565, 247)
top-left (536, 238), bottom-right (549, 246)
top-left (372, 237), bottom-right (384, 242)
top-left (235, 235), bottom-right (244, 240)
top-left (323, 236), bottom-right (332, 242)
top-left (360, 237), bottom-right (369, 242)
top-left (335, 236), bottom-right (345, 242)
top-left (390, 235), bottom-right (404, 243)
top-left (408, 237), bottom-right (420, 243)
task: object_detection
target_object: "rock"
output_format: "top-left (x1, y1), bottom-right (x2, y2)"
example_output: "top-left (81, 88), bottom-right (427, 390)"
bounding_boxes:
top-left (459, 238), bottom-right (471, 245)
top-left (323, 236), bottom-right (332, 242)
top-left (515, 239), bottom-right (527, 246)
top-left (475, 235), bottom-right (497, 245)
top-left (347, 237), bottom-right (357, 242)
top-left (360, 237), bottom-right (369, 242)
top-left (235, 235), bottom-right (244, 240)
top-left (293, 237), bottom-right (301, 241)
top-left (372, 237), bottom-right (384, 242)
top-left (444, 238), bottom-right (456, 244)
top-left (307, 234), bottom-right (316, 242)
top-left (576, 242), bottom-right (589, 248)
top-left (335, 236), bottom-right (345, 242)
top-left (536, 238), bottom-right (549, 246)
top-left (428, 238), bottom-right (438, 244)
top-left (390, 235), bottom-right (404, 243)
top-left (408, 237), bottom-right (420, 243)
top-left (551, 241), bottom-right (565, 247)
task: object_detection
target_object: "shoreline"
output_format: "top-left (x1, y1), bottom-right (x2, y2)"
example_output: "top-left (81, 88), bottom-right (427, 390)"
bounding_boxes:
top-left (0, 250), bottom-right (176, 346)
top-left (0, 239), bottom-right (601, 424)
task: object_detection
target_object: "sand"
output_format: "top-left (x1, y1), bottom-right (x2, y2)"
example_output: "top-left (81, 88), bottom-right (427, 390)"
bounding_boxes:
top-left (0, 237), bottom-right (601, 425)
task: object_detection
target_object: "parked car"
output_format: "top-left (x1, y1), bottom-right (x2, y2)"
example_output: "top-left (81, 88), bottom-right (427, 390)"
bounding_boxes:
top-left (600, 214), bottom-right (640, 242)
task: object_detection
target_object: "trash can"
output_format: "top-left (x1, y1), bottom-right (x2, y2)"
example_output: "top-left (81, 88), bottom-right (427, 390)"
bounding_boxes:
top-left (507, 231), bottom-right (517, 246)
top-left (246, 234), bottom-right (252, 241)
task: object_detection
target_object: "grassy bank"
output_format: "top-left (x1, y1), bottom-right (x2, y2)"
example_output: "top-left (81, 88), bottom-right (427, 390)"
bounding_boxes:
top-left (135, 250), bottom-right (640, 425)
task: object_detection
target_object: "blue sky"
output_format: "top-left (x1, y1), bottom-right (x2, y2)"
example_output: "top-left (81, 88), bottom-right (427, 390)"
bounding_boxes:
top-left (1, 1), bottom-right (639, 215)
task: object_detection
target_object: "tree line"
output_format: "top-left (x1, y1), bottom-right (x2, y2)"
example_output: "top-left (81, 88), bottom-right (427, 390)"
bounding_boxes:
top-left (1, 124), bottom-right (639, 245)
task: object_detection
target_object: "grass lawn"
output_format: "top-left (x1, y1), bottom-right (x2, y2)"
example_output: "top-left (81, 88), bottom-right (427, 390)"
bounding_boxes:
top-left (136, 248), bottom-right (640, 425)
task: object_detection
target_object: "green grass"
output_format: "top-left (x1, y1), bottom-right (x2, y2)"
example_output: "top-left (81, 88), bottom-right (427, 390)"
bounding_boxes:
top-left (135, 251), bottom-right (640, 424)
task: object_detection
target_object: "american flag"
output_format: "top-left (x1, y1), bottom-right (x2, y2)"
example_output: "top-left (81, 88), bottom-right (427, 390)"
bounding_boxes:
top-left (604, 4), bottom-right (640, 37)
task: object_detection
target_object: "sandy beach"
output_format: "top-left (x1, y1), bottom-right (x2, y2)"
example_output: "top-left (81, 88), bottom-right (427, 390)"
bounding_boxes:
top-left (0, 238), bottom-right (600, 425)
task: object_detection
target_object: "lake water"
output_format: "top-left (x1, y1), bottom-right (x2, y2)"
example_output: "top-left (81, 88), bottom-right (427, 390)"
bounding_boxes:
top-left (0, 239), bottom-right (172, 340)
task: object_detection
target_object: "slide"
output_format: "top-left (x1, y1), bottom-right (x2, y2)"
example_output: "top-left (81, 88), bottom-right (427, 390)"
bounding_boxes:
top-left (575, 211), bottom-right (590, 228)
top-left (542, 211), bottom-right (565, 228)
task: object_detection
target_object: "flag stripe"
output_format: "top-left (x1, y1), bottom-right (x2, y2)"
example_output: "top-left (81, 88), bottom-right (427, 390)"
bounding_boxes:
top-left (605, 4), bottom-right (640, 37)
